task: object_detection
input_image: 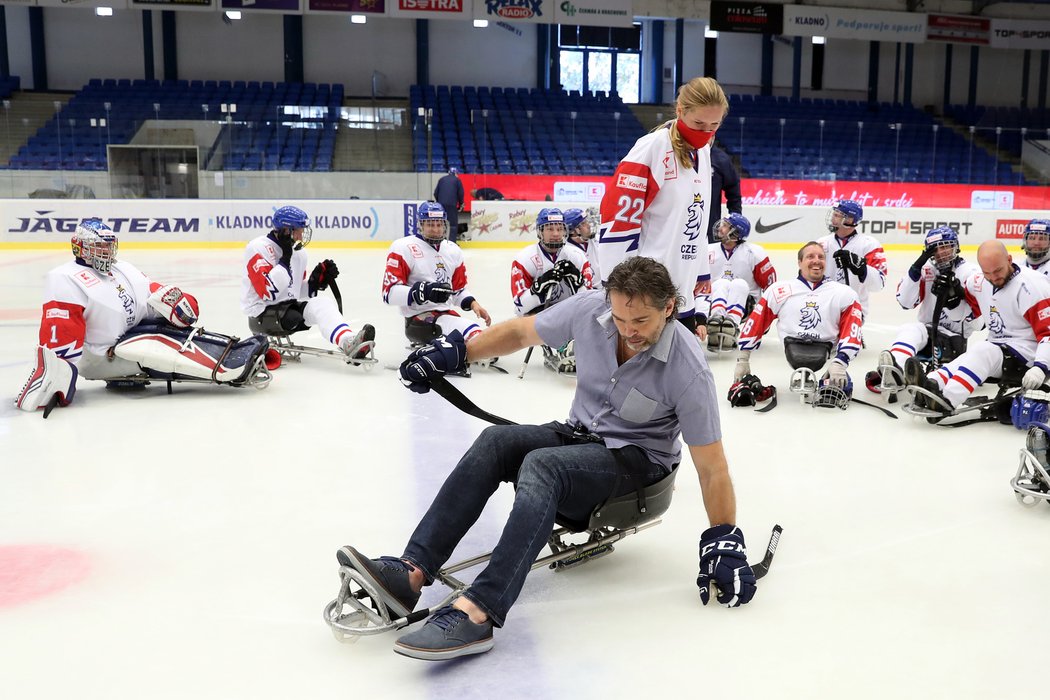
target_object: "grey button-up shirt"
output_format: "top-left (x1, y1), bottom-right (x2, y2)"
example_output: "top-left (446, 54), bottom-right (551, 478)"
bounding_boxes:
top-left (535, 289), bottom-right (722, 469)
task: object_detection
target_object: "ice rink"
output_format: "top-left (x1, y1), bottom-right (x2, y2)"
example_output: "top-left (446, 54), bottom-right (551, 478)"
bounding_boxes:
top-left (1, 242), bottom-right (1047, 699)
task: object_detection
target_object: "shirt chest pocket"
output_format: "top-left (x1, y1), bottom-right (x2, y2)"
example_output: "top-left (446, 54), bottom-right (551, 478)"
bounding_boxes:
top-left (618, 387), bottom-right (662, 423)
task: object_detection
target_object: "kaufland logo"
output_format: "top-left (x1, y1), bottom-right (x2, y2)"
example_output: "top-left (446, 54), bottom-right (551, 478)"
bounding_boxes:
top-left (400, 0), bottom-right (463, 11)
top-left (486, 0), bottom-right (543, 19)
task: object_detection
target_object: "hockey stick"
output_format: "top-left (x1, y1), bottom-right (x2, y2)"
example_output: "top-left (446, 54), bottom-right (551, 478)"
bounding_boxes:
top-left (329, 279), bottom-right (344, 315)
top-left (430, 376), bottom-right (515, 426)
top-left (517, 347), bottom-right (534, 379)
top-left (925, 270), bottom-right (950, 373)
top-left (850, 396), bottom-right (898, 419)
top-left (752, 524), bottom-right (783, 579)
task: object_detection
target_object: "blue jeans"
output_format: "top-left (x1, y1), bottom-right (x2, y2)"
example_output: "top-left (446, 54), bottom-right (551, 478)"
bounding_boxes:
top-left (401, 422), bottom-right (668, 627)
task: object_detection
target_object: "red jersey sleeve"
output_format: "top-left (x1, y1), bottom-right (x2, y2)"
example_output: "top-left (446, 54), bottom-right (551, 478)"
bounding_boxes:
top-left (510, 260), bottom-right (533, 300)
top-left (752, 257), bottom-right (776, 290)
top-left (599, 160), bottom-right (660, 247)
top-left (382, 251), bottom-right (411, 303)
top-left (39, 300), bottom-right (86, 362)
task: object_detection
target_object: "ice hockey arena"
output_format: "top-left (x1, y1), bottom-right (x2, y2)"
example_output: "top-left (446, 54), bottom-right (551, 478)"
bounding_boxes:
top-left (2, 1), bottom-right (1050, 698)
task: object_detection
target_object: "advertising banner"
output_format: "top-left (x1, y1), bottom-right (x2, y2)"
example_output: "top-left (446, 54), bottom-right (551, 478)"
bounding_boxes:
top-left (782, 5), bottom-right (926, 44)
top-left (927, 14), bottom-right (991, 45)
top-left (710, 1), bottom-right (784, 35)
top-left (468, 202), bottom-right (1048, 246)
top-left (0, 200), bottom-right (406, 245)
top-left (222, 0), bottom-right (303, 11)
top-left (391, 0), bottom-right (471, 20)
top-left (130, 0), bottom-right (215, 11)
top-left (990, 18), bottom-right (1050, 50)
top-left (554, 0), bottom-right (633, 28)
top-left (307, 0), bottom-right (386, 13)
top-left (462, 174), bottom-right (1050, 211)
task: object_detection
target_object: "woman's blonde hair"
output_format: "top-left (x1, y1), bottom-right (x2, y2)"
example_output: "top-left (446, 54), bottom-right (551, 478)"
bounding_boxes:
top-left (657, 77), bottom-right (729, 169)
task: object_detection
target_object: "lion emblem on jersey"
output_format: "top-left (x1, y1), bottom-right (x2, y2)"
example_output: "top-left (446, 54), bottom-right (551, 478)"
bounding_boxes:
top-left (682, 193), bottom-right (705, 242)
top-left (433, 261), bottom-right (451, 285)
top-left (799, 300), bottom-right (821, 331)
top-left (988, 305), bottom-right (1005, 337)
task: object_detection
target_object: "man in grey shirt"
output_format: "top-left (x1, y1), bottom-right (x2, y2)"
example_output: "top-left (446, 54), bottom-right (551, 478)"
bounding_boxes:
top-left (337, 257), bottom-right (755, 661)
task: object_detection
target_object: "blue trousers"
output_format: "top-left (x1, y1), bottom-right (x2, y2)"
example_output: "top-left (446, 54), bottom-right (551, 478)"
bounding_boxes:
top-left (402, 423), bottom-right (667, 626)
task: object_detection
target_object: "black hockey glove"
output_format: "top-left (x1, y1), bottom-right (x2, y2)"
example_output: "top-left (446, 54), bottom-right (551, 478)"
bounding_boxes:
top-left (530, 269), bottom-right (561, 302)
top-left (932, 271), bottom-right (964, 309)
top-left (409, 281), bottom-right (454, 306)
top-left (697, 524), bottom-right (756, 608)
top-left (276, 235), bottom-right (295, 270)
top-left (308, 259), bottom-right (339, 296)
top-left (398, 330), bottom-right (467, 394)
top-left (909, 248), bottom-right (934, 281)
top-left (833, 249), bottom-right (868, 282)
top-left (552, 259), bottom-right (583, 292)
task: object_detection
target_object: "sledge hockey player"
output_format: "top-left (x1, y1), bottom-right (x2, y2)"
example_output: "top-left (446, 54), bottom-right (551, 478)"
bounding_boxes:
top-left (598, 76), bottom-right (724, 336)
top-left (697, 213), bottom-right (776, 352)
top-left (382, 201), bottom-right (491, 346)
top-left (904, 240), bottom-right (1050, 417)
top-left (1021, 219), bottom-right (1050, 276)
top-left (563, 207), bottom-right (600, 281)
top-left (733, 241), bottom-right (864, 409)
top-left (338, 257), bottom-right (754, 661)
top-left (16, 219), bottom-right (269, 416)
top-left (817, 199), bottom-right (887, 319)
top-left (242, 205), bottom-right (375, 364)
top-left (511, 207), bottom-right (594, 373)
top-left (865, 226), bottom-right (981, 396)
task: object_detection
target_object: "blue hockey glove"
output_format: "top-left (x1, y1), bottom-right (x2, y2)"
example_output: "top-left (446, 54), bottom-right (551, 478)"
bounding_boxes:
top-left (409, 281), bottom-right (454, 306)
top-left (697, 524), bottom-right (756, 608)
top-left (399, 330), bottom-right (467, 394)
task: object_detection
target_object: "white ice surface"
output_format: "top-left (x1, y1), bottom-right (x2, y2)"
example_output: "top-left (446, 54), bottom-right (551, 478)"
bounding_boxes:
top-left (1, 245), bottom-right (1047, 699)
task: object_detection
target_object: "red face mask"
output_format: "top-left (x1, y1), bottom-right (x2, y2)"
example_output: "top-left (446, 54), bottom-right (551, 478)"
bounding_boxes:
top-left (676, 119), bottom-right (715, 150)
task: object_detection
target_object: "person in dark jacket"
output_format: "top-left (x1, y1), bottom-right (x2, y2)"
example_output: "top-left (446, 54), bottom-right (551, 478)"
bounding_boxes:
top-left (708, 145), bottom-right (742, 244)
top-left (434, 168), bottom-right (465, 243)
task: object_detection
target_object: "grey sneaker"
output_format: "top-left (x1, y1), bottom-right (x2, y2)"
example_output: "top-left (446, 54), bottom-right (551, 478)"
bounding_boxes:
top-left (393, 605), bottom-right (494, 661)
top-left (335, 546), bottom-right (420, 618)
top-left (341, 324), bottom-right (376, 363)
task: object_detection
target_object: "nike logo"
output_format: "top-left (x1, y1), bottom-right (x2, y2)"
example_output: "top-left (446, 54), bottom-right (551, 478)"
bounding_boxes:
top-left (754, 217), bottom-right (802, 234)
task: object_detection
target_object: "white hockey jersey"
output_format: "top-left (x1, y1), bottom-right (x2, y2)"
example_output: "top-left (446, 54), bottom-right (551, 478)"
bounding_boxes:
top-left (1024, 260), bottom-right (1050, 277)
top-left (382, 235), bottom-right (477, 318)
top-left (511, 242), bottom-right (594, 316)
top-left (895, 258), bottom-right (982, 337)
top-left (38, 260), bottom-right (166, 367)
top-left (241, 233), bottom-right (310, 317)
top-left (962, 264), bottom-right (1050, 366)
top-left (706, 241), bottom-right (777, 298)
top-left (739, 275), bottom-right (864, 365)
top-left (817, 232), bottom-right (888, 316)
top-left (567, 237), bottom-right (601, 283)
top-left (597, 124), bottom-right (712, 316)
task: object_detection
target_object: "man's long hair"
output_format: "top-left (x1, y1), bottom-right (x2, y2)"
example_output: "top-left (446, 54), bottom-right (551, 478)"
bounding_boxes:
top-left (604, 257), bottom-right (684, 321)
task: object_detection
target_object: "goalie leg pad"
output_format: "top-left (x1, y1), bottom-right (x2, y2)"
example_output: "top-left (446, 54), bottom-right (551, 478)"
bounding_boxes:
top-left (113, 321), bottom-right (269, 385)
top-left (16, 346), bottom-right (78, 412)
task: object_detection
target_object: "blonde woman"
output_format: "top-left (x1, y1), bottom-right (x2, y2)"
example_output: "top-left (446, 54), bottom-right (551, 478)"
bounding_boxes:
top-left (598, 77), bottom-right (729, 339)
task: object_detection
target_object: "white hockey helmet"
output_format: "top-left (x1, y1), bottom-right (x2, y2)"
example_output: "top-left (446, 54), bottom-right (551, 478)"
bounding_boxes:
top-left (71, 218), bottom-right (118, 274)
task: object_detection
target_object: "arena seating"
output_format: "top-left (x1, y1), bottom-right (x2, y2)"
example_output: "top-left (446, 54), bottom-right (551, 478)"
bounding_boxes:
top-left (6, 78), bottom-right (342, 171)
top-left (409, 84), bottom-right (646, 175)
top-left (720, 94), bottom-right (1037, 185)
